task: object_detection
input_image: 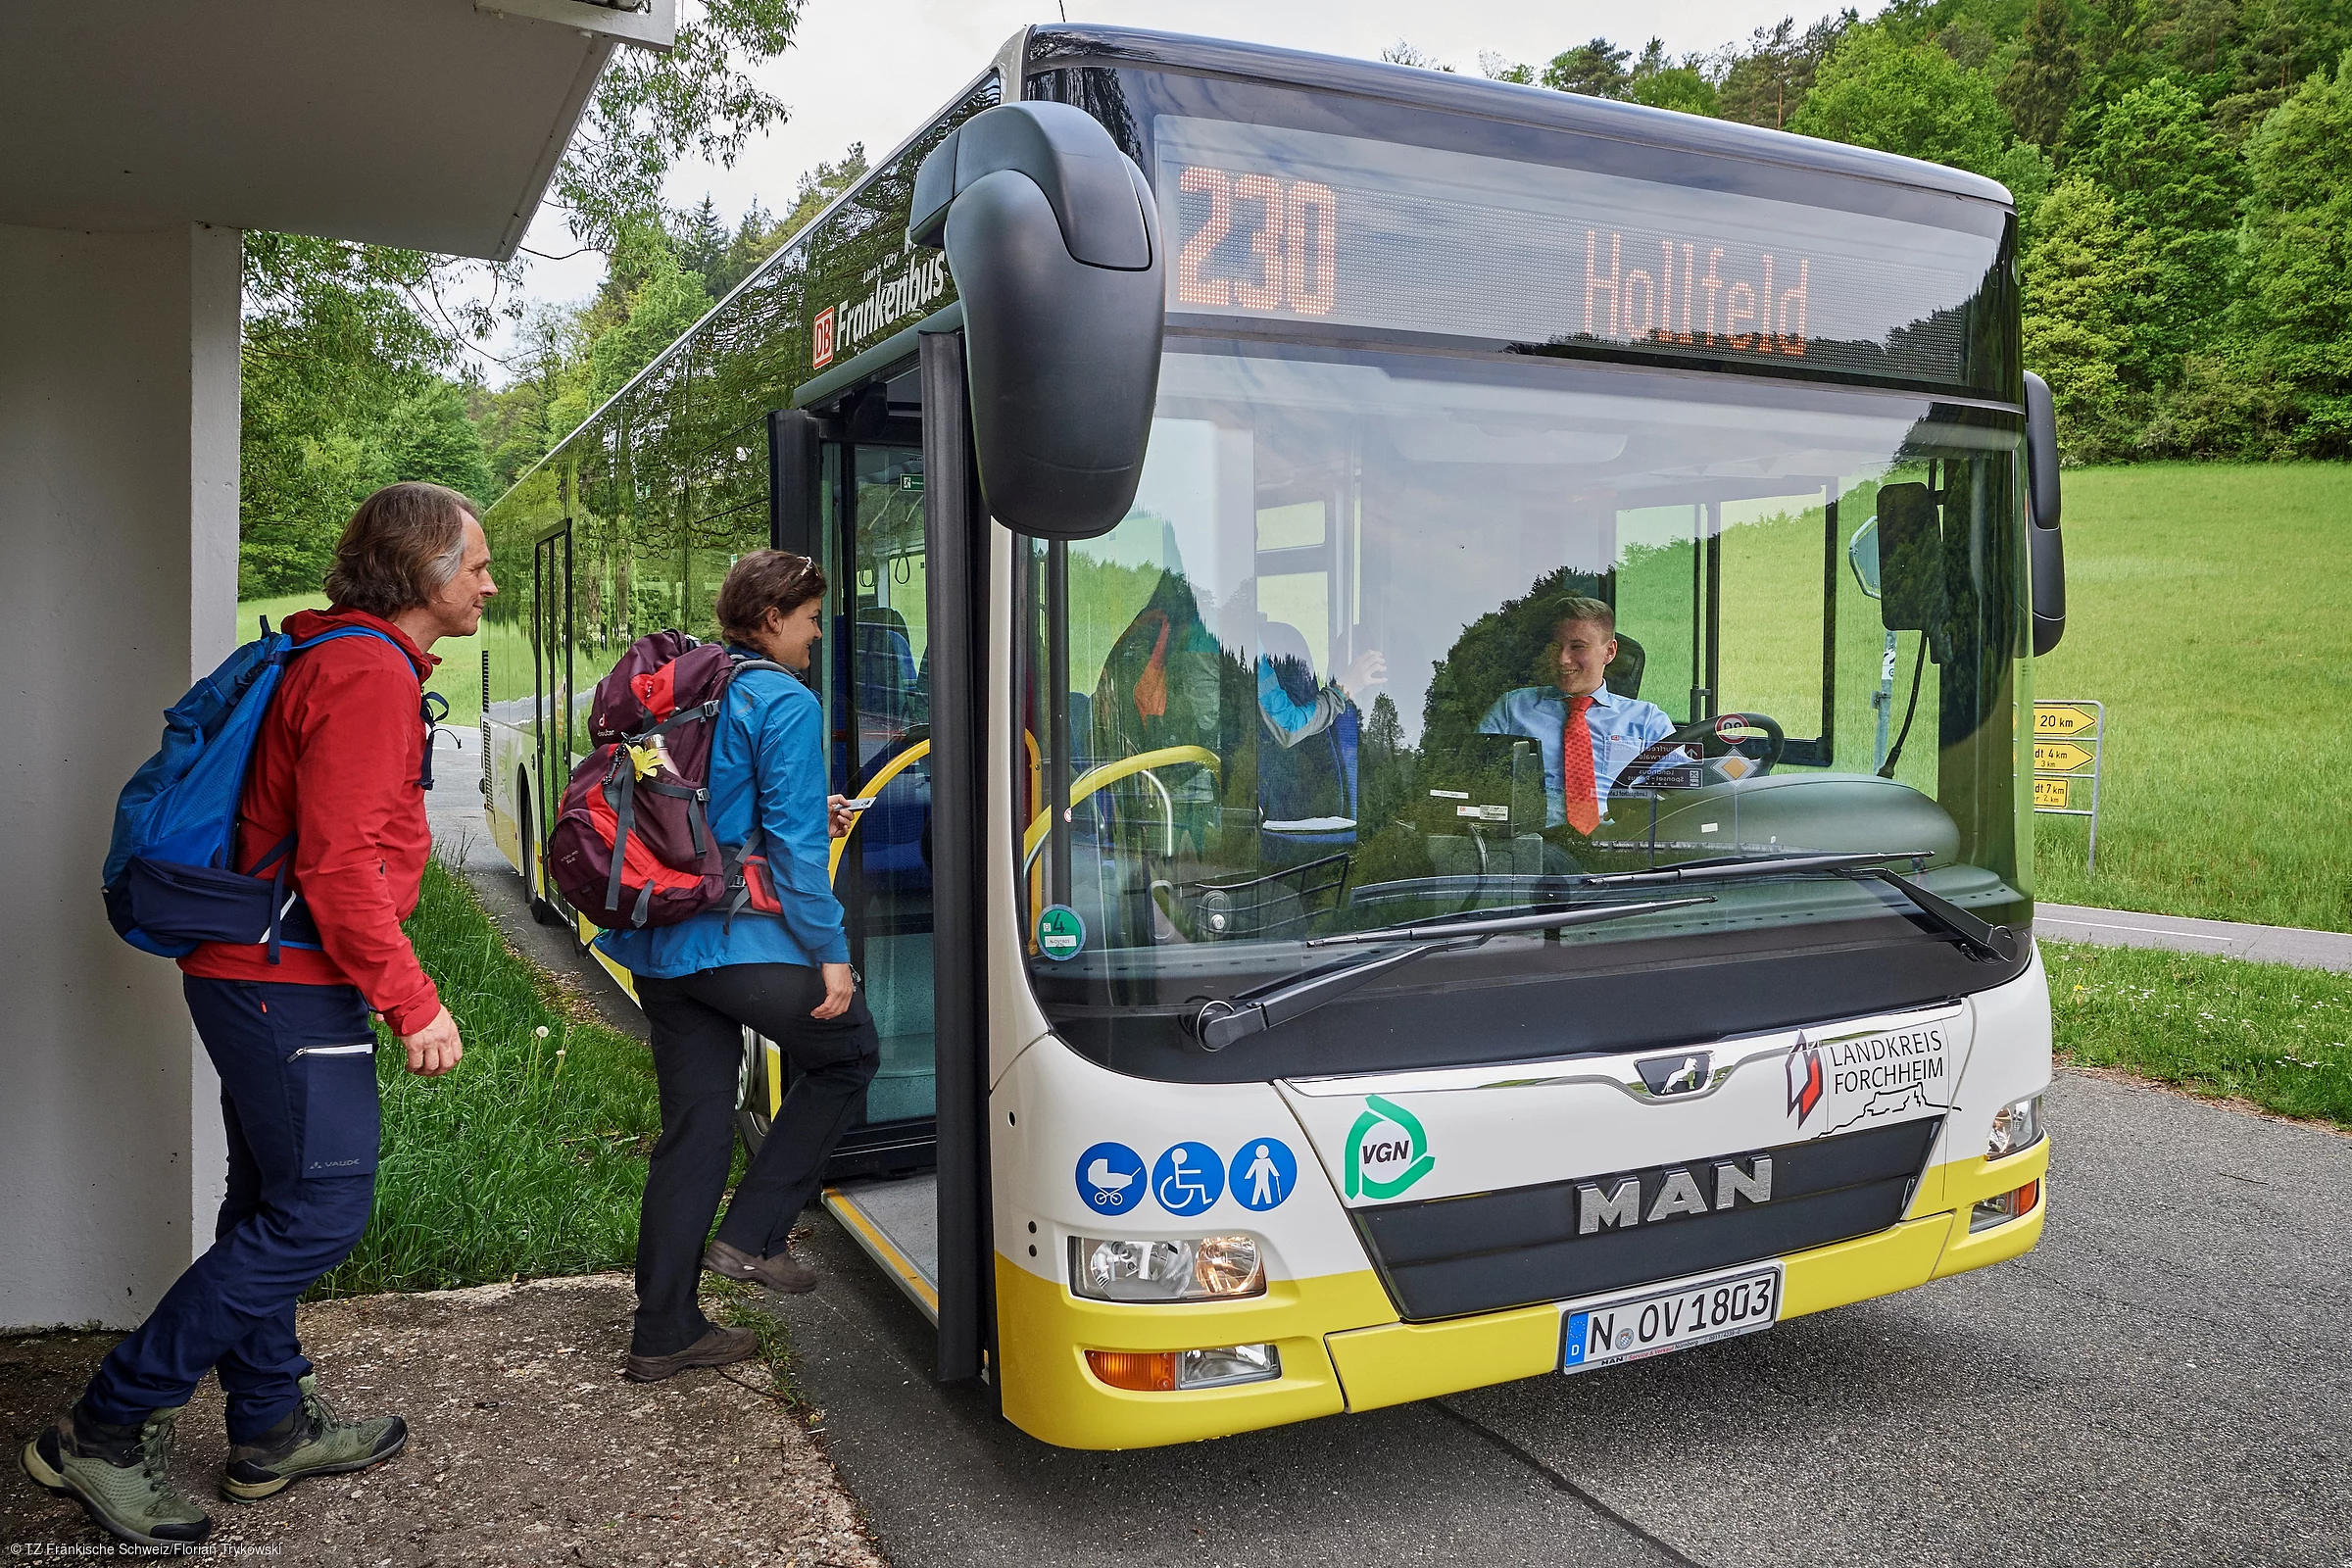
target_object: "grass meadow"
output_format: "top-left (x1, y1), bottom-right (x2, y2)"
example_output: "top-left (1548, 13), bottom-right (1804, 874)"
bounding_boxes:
top-left (2044, 940), bottom-right (2352, 1127)
top-left (2028, 465), bottom-right (2352, 932)
top-left (311, 858), bottom-right (662, 1297)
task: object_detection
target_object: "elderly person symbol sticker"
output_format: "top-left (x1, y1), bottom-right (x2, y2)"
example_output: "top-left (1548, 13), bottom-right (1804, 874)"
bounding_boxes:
top-left (1345, 1096), bottom-right (1435, 1200)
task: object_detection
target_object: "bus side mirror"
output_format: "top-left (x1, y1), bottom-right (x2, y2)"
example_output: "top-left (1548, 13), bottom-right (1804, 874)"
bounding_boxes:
top-left (909, 102), bottom-right (1164, 541)
top-left (2024, 370), bottom-right (2065, 656)
top-left (1875, 481), bottom-right (1945, 637)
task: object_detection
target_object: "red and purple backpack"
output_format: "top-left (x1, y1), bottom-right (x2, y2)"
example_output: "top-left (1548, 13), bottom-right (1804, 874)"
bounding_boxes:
top-left (545, 631), bottom-right (791, 930)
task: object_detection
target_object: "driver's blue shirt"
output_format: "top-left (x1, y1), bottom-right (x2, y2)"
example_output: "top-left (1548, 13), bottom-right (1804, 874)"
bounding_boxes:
top-left (1478, 684), bottom-right (1680, 827)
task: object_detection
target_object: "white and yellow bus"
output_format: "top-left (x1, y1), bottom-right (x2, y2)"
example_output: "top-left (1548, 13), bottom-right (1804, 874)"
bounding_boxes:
top-left (478, 24), bottom-right (2069, 1449)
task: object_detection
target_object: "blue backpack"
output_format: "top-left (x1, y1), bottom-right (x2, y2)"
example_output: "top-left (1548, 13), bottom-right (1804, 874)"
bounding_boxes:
top-left (102, 619), bottom-right (436, 960)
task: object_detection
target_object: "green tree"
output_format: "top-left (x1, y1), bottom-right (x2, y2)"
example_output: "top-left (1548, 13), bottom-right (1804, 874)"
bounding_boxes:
top-left (2001, 0), bottom-right (2082, 150)
top-left (1543, 38), bottom-right (1634, 98)
top-left (1717, 15), bottom-right (1849, 129)
top-left (384, 380), bottom-right (493, 501)
top-left (2233, 50), bottom-right (2352, 454)
top-left (2078, 76), bottom-right (2241, 381)
top-left (1790, 25), bottom-right (2014, 170)
top-left (2021, 176), bottom-right (2158, 458)
top-left (1629, 37), bottom-right (1724, 116)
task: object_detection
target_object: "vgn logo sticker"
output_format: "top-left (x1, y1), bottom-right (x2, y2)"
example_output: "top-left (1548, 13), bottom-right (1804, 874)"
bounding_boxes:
top-left (1345, 1095), bottom-right (1435, 1200)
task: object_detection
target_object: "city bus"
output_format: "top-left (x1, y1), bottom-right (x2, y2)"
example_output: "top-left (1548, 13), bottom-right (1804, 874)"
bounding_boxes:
top-left (477, 24), bottom-right (2069, 1450)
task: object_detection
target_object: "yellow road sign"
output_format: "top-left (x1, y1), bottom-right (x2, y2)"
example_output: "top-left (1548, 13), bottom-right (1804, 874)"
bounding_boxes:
top-left (2034, 704), bottom-right (2100, 736)
top-left (2034, 777), bottom-right (2072, 809)
top-left (2034, 741), bottom-right (2096, 773)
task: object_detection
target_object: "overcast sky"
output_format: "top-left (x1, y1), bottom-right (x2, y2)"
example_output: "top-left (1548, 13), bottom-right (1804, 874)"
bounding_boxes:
top-left (474, 0), bottom-right (1856, 381)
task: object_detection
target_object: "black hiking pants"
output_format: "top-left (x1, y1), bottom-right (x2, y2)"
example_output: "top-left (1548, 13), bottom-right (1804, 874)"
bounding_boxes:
top-left (631, 962), bottom-right (878, 1357)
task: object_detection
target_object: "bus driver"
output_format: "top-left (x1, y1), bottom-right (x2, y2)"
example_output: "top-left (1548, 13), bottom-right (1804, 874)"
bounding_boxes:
top-left (1478, 596), bottom-right (1678, 833)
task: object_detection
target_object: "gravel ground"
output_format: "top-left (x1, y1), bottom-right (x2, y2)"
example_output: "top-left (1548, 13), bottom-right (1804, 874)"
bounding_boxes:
top-left (3, 1273), bottom-right (884, 1565)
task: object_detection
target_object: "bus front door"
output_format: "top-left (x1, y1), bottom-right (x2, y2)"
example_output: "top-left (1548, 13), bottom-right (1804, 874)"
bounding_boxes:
top-left (749, 401), bottom-right (946, 1323)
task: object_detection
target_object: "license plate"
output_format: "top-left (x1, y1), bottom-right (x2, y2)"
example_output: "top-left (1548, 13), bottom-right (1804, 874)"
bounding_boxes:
top-left (1559, 1262), bottom-right (1783, 1375)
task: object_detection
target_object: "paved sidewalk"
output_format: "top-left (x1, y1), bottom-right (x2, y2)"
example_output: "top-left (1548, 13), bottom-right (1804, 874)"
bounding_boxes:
top-left (2040, 903), bottom-right (2352, 972)
top-left (4, 1275), bottom-right (883, 1565)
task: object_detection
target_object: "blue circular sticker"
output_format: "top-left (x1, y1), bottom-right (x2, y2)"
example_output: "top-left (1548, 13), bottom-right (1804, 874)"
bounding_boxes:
top-left (1152, 1142), bottom-right (1226, 1216)
top-left (1228, 1138), bottom-right (1299, 1211)
top-left (1075, 1142), bottom-right (1146, 1214)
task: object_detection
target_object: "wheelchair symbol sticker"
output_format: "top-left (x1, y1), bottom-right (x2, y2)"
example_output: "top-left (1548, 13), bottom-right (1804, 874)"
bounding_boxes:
top-left (1075, 1142), bottom-right (1146, 1214)
top-left (1229, 1139), bottom-right (1298, 1211)
top-left (1152, 1142), bottom-right (1226, 1216)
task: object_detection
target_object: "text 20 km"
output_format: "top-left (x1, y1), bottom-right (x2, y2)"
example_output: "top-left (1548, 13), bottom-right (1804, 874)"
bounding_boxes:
top-left (1175, 167), bottom-right (1338, 316)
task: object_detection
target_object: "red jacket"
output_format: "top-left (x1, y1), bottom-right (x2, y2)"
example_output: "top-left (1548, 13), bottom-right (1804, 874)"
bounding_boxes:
top-left (180, 607), bottom-right (443, 1035)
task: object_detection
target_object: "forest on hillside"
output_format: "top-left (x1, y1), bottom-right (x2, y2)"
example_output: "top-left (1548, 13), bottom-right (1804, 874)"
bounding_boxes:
top-left (237, 0), bottom-right (2352, 597)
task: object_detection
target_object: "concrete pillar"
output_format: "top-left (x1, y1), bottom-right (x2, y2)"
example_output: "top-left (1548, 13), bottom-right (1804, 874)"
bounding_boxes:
top-left (0, 220), bottom-right (241, 1330)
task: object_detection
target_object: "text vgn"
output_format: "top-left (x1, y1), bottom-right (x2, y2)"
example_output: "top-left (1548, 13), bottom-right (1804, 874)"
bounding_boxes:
top-left (1154, 117), bottom-right (2007, 392)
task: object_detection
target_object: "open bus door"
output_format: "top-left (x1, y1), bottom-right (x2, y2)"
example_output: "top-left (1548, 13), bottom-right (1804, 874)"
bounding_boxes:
top-left (527, 525), bottom-right (571, 914)
top-left (742, 334), bottom-right (991, 1384)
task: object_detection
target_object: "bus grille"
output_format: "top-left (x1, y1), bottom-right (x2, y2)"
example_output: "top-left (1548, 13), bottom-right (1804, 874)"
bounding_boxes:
top-left (1350, 1118), bottom-right (1940, 1322)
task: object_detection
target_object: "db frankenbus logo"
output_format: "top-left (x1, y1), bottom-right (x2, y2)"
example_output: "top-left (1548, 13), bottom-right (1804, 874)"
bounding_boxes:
top-left (1346, 1095), bottom-right (1434, 1200)
top-left (810, 306), bottom-right (837, 368)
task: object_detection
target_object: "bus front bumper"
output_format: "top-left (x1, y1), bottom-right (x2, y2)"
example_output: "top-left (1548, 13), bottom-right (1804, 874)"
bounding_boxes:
top-left (997, 1142), bottom-right (2050, 1450)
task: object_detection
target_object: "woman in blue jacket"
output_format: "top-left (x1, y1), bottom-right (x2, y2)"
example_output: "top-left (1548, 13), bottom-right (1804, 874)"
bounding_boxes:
top-left (599, 550), bottom-right (878, 1383)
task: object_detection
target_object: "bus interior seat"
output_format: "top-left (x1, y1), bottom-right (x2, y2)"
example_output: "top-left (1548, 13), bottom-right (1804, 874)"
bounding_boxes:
top-left (1605, 632), bottom-right (1645, 699)
top-left (856, 606), bottom-right (917, 730)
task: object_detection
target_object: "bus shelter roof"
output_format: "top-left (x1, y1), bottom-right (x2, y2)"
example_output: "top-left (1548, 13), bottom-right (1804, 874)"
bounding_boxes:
top-left (0, 0), bottom-right (662, 260)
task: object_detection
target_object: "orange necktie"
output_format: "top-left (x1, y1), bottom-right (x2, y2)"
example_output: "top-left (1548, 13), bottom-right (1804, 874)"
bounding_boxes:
top-left (1560, 693), bottom-right (1600, 834)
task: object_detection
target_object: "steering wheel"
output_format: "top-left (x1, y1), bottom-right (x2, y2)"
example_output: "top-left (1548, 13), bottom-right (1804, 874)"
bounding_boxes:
top-left (1609, 710), bottom-right (1787, 796)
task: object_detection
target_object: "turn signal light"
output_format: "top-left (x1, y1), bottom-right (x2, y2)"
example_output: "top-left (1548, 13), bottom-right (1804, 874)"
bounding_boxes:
top-left (1085, 1343), bottom-right (1283, 1392)
top-left (1086, 1350), bottom-right (1177, 1391)
top-left (1970, 1178), bottom-right (2041, 1232)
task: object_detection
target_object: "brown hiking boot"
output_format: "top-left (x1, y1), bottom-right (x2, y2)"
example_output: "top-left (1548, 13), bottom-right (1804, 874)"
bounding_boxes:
top-left (624, 1324), bottom-right (758, 1383)
top-left (703, 1238), bottom-right (817, 1294)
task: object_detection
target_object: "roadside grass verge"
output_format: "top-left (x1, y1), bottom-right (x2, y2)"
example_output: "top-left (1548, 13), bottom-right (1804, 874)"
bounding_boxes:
top-left (2029, 464), bottom-right (2352, 933)
top-left (312, 858), bottom-right (661, 1297)
top-left (2044, 940), bottom-right (2352, 1128)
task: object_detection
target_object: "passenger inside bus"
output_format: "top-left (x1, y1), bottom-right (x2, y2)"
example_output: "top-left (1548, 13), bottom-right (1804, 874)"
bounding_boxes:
top-left (1476, 595), bottom-right (1679, 833)
top-left (1253, 618), bottom-right (1385, 862)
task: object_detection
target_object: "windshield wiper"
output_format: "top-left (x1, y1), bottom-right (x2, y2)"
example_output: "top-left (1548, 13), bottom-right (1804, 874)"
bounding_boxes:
top-left (1591, 849), bottom-right (2014, 961)
top-left (1581, 849), bottom-right (1936, 888)
top-left (1192, 897), bottom-right (1716, 1053)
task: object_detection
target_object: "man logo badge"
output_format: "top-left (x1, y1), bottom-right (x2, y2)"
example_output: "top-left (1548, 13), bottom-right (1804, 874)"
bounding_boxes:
top-left (1636, 1051), bottom-right (1712, 1098)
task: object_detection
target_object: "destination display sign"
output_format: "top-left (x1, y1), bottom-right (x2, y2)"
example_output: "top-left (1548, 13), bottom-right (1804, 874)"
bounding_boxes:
top-left (1153, 118), bottom-right (2005, 388)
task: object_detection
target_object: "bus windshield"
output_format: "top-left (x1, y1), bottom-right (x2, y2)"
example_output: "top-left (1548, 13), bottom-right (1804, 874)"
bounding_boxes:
top-left (1018, 341), bottom-right (2031, 1078)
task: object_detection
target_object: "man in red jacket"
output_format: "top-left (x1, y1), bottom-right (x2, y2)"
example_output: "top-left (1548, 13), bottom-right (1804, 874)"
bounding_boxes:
top-left (21, 483), bottom-right (493, 1548)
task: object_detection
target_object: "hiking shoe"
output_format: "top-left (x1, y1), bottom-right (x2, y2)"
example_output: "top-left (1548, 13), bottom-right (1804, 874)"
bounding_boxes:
top-left (704, 1238), bottom-right (817, 1294)
top-left (220, 1375), bottom-right (407, 1502)
top-left (20, 1400), bottom-right (214, 1548)
top-left (624, 1323), bottom-right (758, 1383)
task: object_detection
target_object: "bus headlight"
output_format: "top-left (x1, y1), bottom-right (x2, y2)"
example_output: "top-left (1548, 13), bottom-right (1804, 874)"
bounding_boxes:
top-left (1086, 1344), bottom-right (1282, 1392)
top-left (1985, 1094), bottom-right (2043, 1159)
top-left (1070, 1234), bottom-right (1266, 1302)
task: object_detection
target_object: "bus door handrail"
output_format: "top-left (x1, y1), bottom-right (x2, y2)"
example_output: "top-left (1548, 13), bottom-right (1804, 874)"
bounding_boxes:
top-left (1021, 746), bottom-right (1220, 871)
top-left (827, 738), bottom-right (933, 882)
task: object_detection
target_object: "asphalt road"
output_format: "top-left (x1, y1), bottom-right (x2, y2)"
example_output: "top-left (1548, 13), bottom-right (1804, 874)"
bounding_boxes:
top-left (769, 1071), bottom-right (2351, 1568)
top-left (442, 795), bottom-right (2352, 1568)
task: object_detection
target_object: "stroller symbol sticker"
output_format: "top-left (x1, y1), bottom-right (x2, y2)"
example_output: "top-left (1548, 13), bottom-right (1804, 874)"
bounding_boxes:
top-left (1229, 1139), bottom-right (1298, 1211)
top-left (1075, 1142), bottom-right (1145, 1214)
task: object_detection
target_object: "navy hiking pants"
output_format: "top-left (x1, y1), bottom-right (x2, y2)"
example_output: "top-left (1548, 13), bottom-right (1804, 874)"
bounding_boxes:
top-left (83, 978), bottom-right (379, 1442)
